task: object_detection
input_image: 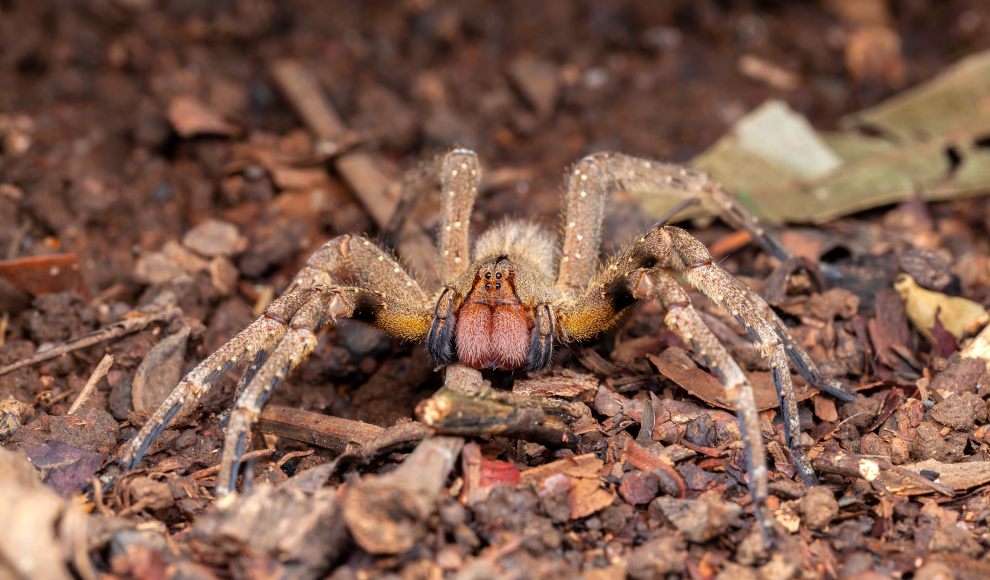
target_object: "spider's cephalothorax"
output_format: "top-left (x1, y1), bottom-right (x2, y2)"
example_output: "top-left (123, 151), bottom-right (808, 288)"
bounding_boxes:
top-left (119, 148), bottom-right (856, 540)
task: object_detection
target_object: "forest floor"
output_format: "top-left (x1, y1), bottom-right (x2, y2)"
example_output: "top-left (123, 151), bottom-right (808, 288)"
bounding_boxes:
top-left (3, 1), bottom-right (990, 579)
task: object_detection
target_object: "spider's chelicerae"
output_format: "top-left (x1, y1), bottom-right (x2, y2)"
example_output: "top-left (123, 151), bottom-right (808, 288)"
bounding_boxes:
top-left (120, 148), bottom-right (855, 536)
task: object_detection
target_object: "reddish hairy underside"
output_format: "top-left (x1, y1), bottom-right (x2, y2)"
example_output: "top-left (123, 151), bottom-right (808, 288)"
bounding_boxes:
top-left (455, 269), bottom-right (530, 369)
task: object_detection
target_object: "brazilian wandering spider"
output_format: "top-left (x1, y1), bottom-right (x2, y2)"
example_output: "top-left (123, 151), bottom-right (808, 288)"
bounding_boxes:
top-left (119, 148), bottom-right (856, 539)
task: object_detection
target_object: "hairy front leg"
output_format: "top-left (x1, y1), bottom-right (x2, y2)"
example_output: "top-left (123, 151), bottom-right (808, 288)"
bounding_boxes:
top-left (215, 284), bottom-right (365, 493)
top-left (587, 152), bottom-right (792, 263)
top-left (121, 234), bottom-right (434, 470)
top-left (119, 286), bottom-right (317, 469)
top-left (381, 147), bottom-right (482, 284)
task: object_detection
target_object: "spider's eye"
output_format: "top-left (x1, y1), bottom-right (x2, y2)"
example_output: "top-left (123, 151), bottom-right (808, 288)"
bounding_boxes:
top-left (485, 283), bottom-right (491, 290)
top-left (495, 283), bottom-right (501, 290)
top-left (485, 272), bottom-right (491, 279)
top-left (495, 272), bottom-right (502, 279)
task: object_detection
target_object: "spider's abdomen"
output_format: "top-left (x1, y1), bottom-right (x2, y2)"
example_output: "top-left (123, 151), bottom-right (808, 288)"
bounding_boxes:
top-left (455, 266), bottom-right (530, 370)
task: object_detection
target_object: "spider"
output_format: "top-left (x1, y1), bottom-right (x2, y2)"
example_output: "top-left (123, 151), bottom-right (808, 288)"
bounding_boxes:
top-left (119, 148), bottom-right (855, 537)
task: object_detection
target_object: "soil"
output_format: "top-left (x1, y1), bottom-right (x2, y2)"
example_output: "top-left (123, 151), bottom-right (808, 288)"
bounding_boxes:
top-left (3, 1), bottom-right (990, 579)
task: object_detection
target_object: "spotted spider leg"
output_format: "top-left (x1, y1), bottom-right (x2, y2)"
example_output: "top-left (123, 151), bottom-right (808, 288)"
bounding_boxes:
top-left (219, 151), bottom-right (481, 492)
top-left (121, 149), bottom-right (481, 474)
top-left (553, 154), bottom-right (843, 493)
top-left (119, 286), bottom-right (318, 469)
top-left (586, 152), bottom-right (854, 400)
top-left (631, 269), bottom-right (773, 541)
top-left (121, 235), bottom-right (436, 471)
top-left (658, 225), bottom-right (819, 484)
top-left (585, 152), bottom-right (792, 262)
top-left (553, 219), bottom-right (773, 538)
top-left (216, 284), bottom-right (358, 493)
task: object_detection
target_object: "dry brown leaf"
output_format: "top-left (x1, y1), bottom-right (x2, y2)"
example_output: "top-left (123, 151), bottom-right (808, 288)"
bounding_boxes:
top-left (647, 353), bottom-right (814, 411)
top-left (167, 95), bottom-right (240, 138)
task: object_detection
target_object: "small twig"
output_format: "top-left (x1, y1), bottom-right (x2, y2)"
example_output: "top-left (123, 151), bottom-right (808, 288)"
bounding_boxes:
top-left (636, 396), bottom-right (655, 446)
top-left (258, 405), bottom-right (383, 452)
top-left (0, 312), bottom-right (8, 348)
top-left (276, 448), bottom-right (314, 470)
top-left (876, 457), bottom-right (954, 496)
top-left (813, 447), bottom-right (953, 496)
top-left (68, 354), bottom-right (113, 415)
top-left (189, 448), bottom-right (278, 480)
top-left (0, 307), bottom-right (179, 376)
top-left (37, 390), bottom-right (74, 409)
top-left (5, 220), bottom-right (31, 260)
top-left (416, 384), bottom-right (579, 449)
top-left (90, 476), bottom-right (115, 517)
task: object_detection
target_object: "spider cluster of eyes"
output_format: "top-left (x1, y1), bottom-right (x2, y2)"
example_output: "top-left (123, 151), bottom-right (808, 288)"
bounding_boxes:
top-left (483, 270), bottom-right (503, 292)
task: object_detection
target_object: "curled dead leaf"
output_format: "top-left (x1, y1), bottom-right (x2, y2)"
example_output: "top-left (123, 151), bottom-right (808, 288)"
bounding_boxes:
top-left (894, 273), bottom-right (989, 342)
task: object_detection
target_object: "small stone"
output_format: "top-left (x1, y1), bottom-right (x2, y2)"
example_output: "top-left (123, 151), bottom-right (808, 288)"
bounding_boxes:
top-left (182, 219), bottom-right (247, 258)
top-left (914, 562), bottom-right (955, 580)
top-left (129, 476), bottom-right (175, 510)
top-left (888, 436), bottom-right (911, 464)
top-left (799, 486), bottom-right (839, 531)
top-left (715, 562), bottom-right (756, 580)
top-left (913, 420), bottom-right (968, 463)
top-left (626, 534), bottom-right (686, 580)
top-left (134, 241), bottom-right (210, 285)
top-left (928, 524), bottom-right (982, 558)
top-left (860, 432), bottom-right (890, 460)
top-left (900, 249), bottom-right (952, 291)
top-left (508, 57), bottom-right (561, 119)
top-left (654, 496), bottom-right (740, 543)
top-left (931, 394), bottom-right (979, 431)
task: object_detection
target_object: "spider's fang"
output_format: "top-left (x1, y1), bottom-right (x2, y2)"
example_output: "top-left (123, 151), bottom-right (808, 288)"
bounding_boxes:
top-left (328, 294), bottom-right (348, 318)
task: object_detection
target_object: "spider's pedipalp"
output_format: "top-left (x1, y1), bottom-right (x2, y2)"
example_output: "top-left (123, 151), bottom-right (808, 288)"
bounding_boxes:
top-left (526, 302), bottom-right (555, 370)
top-left (426, 286), bottom-right (459, 366)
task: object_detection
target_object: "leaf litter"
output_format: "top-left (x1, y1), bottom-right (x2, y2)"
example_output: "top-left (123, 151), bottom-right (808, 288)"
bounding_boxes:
top-left (3, 2), bottom-right (990, 579)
